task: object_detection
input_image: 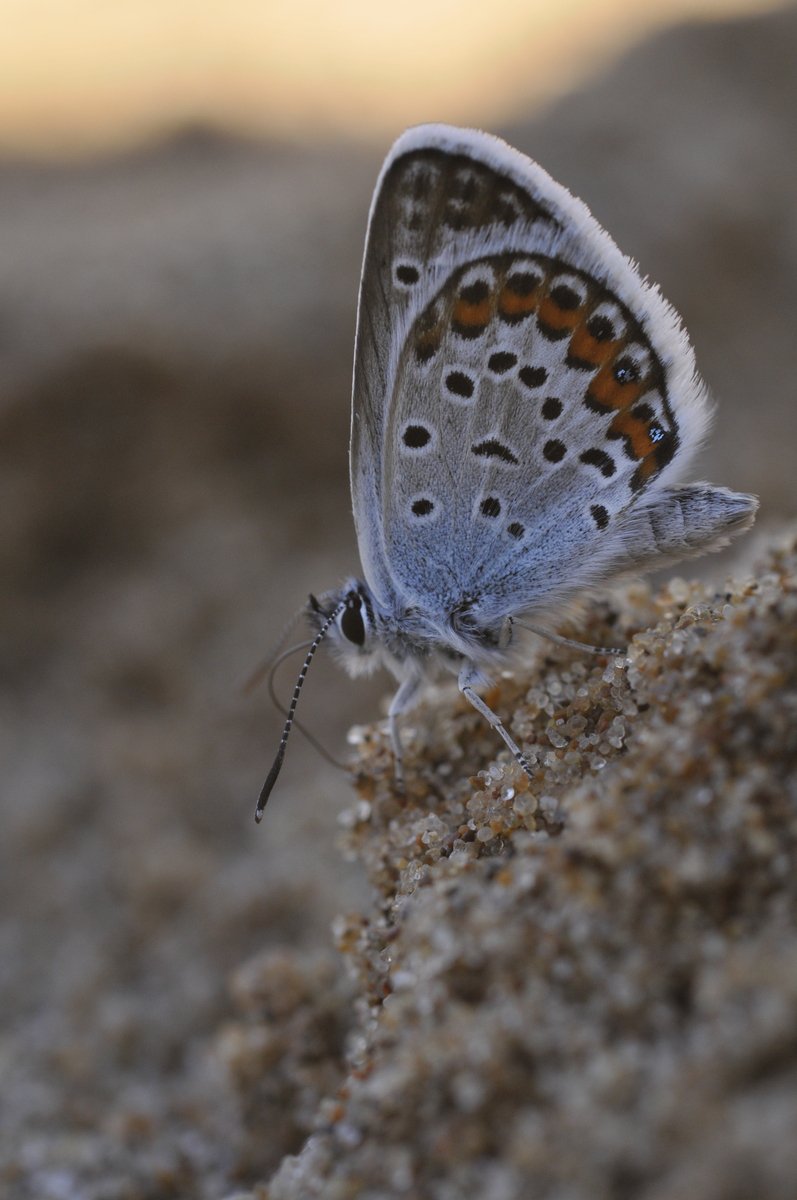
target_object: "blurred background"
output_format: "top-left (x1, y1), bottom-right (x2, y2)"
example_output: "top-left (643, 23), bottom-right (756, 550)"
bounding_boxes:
top-left (1, 1), bottom-right (795, 1194)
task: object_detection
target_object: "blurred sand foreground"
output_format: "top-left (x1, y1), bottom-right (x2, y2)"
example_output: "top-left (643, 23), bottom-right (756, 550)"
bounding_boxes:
top-left (1, 6), bottom-right (796, 1198)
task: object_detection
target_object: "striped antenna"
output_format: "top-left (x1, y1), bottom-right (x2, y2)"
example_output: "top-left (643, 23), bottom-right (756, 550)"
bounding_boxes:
top-left (254, 598), bottom-right (345, 822)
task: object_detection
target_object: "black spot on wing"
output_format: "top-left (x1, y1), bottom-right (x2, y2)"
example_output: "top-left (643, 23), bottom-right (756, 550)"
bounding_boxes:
top-left (403, 424), bottom-right (431, 449)
top-left (650, 428), bottom-right (677, 469)
top-left (519, 365), bottom-right (548, 389)
top-left (395, 263), bottom-right (420, 285)
top-left (580, 448), bottom-right (616, 477)
top-left (614, 356), bottom-right (641, 384)
top-left (506, 271), bottom-right (539, 296)
top-left (459, 280), bottom-right (490, 304)
top-left (549, 283), bottom-right (581, 310)
top-left (590, 505), bottom-right (609, 530)
top-left (471, 439), bottom-right (519, 465)
top-left (488, 351), bottom-right (517, 374)
top-left (587, 313), bottom-right (616, 340)
top-left (445, 370), bottom-right (474, 399)
top-left (543, 439), bottom-right (567, 463)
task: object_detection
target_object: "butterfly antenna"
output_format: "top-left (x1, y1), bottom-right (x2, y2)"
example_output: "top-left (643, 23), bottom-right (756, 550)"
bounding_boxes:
top-left (267, 641), bottom-right (347, 771)
top-left (515, 619), bottom-right (625, 657)
top-left (254, 599), bottom-right (345, 823)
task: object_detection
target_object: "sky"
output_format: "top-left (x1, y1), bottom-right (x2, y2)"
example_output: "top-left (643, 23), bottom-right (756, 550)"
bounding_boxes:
top-left (0, 0), bottom-right (785, 156)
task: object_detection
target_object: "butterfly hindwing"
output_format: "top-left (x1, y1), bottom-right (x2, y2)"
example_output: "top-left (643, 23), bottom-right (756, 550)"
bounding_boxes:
top-left (387, 247), bottom-right (691, 615)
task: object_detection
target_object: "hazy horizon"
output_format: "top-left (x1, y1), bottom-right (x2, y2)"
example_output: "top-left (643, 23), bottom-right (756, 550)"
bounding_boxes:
top-left (0, 0), bottom-right (786, 160)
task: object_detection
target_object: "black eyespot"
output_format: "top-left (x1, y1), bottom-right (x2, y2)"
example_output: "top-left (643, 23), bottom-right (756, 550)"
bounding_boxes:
top-left (459, 279), bottom-right (490, 304)
top-left (614, 356), bottom-right (641, 384)
top-left (586, 314), bottom-right (615, 341)
top-left (481, 497), bottom-right (501, 518)
top-left (340, 596), bottom-right (366, 645)
top-left (507, 522), bottom-right (525, 539)
top-left (550, 284), bottom-right (581, 310)
top-left (506, 272), bottom-right (540, 296)
top-left (403, 424), bottom-right (431, 448)
top-left (542, 397), bottom-right (562, 420)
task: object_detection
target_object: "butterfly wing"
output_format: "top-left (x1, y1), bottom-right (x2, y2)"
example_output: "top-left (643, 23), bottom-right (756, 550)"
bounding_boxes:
top-left (351, 125), bottom-right (754, 621)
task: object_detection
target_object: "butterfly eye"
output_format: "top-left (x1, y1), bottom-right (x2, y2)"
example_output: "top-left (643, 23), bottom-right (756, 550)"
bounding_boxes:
top-left (340, 594), bottom-right (367, 646)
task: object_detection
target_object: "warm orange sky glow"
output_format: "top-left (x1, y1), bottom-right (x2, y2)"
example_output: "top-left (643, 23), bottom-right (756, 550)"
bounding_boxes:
top-left (0, 0), bottom-right (785, 156)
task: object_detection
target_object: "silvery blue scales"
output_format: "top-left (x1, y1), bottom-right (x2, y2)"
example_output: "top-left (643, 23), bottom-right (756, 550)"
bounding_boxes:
top-left (255, 125), bottom-right (757, 820)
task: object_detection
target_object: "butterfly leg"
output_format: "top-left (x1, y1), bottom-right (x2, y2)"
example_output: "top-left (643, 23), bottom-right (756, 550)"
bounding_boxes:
top-left (388, 674), bottom-right (424, 790)
top-left (458, 666), bottom-right (535, 782)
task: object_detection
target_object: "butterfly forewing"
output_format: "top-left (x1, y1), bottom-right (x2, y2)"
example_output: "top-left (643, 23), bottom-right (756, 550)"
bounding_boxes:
top-left (351, 134), bottom-right (561, 605)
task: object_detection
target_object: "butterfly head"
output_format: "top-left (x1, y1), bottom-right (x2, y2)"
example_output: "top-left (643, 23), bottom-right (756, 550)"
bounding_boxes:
top-left (307, 581), bottom-right (382, 677)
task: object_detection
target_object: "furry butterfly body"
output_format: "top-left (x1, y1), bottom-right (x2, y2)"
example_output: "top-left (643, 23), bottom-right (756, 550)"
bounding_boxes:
top-left (256, 125), bottom-right (757, 816)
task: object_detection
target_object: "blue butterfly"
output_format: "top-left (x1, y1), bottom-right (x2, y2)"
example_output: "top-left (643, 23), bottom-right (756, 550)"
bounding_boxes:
top-left (256, 124), bottom-right (756, 819)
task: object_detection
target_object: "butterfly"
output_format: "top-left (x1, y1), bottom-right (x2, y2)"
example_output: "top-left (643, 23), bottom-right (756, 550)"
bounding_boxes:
top-left (255, 124), bottom-right (757, 819)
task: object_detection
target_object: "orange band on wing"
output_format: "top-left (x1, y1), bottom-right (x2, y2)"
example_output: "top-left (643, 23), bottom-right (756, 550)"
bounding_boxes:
top-left (608, 410), bottom-right (656, 461)
top-left (452, 297), bottom-right (492, 329)
top-left (497, 286), bottom-right (539, 320)
top-left (537, 296), bottom-right (583, 337)
top-left (587, 362), bottom-right (645, 412)
top-left (567, 323), bottom-right (622, 368)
